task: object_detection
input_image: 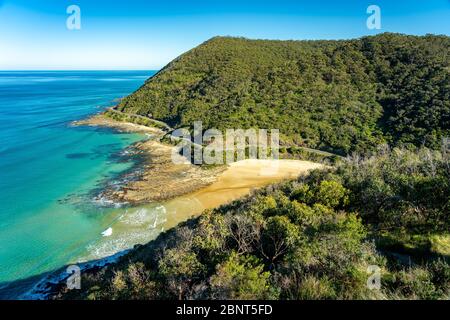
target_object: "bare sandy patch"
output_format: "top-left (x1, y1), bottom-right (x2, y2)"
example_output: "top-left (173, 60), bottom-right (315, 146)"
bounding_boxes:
top-left (72, 114), bottom-right (162, 134)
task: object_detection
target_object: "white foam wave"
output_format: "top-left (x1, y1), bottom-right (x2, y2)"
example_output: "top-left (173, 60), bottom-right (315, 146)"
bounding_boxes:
top-left (101, 227), bottom-right (113, 237)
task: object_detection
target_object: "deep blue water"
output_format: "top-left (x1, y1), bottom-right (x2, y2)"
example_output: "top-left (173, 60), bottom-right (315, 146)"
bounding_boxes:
top-left (0, 71), bottom-right (156, 297)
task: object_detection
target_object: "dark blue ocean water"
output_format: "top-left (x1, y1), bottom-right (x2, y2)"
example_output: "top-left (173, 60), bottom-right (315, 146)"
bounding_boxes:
top-left (0, 71), bottom-right (156, 297)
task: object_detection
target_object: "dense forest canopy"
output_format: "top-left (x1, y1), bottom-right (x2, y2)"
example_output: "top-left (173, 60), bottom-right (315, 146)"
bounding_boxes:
top-left (117, 33), bottom-right (450, 155)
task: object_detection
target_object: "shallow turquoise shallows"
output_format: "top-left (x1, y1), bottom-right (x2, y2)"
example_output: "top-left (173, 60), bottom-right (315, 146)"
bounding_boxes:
top-left (0, 71), bottom-right (156, 298)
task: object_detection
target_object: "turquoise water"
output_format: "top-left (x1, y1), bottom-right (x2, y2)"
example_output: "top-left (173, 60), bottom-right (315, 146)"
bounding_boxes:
top-left (0, 71), bottom-right (156, 297)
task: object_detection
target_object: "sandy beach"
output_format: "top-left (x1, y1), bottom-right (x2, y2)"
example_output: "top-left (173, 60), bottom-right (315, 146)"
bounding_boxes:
top-left (75, 113), bottom-right (324, 208)
top-left (71, 114), bottom-right (326, 261)
top-left (162, 158), bottom-right (324, 229)
top-left (72, 113), bottom-right (163, 134)
top-left (176, 159), bottom-right (322, 210)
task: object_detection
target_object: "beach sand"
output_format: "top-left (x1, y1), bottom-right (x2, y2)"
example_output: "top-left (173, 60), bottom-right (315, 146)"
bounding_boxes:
top-left (75, 113), bottom-right (324, 208)
top-left (76, 157), bottom-right (324, 262)
top-left (72, 113), bottom-right (163, 134)
top-left (162, 159), bottom-right (324, 229)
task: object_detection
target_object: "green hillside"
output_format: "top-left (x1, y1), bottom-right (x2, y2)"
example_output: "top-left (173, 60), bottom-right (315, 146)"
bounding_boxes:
top-left (117, 33), bottom-right (450, 155)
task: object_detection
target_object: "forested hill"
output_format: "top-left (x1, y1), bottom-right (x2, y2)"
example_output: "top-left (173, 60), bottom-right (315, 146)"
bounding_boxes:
top-left (117, 33), bottom-right (450, 155)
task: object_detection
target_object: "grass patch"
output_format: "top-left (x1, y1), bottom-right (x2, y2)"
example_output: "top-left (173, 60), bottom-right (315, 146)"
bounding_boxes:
top-left (430, 234), bottom-right (450, 256)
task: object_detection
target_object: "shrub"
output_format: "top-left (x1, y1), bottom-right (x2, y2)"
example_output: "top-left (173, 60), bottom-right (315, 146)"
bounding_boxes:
top-left (209, 252), bottom-right (273, 299)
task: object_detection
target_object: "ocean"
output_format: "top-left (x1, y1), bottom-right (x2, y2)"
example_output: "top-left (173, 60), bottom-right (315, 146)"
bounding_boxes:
top-left (0, 70), bottom-right (157, 298)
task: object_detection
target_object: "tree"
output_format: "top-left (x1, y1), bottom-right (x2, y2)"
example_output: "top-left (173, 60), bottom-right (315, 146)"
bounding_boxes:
top-left (209, 252), bottom-right (273, 299)
top-left (158, 248), bottom-right (205, 299)
top-left (226, 214), bottom-right (260, 255)
top-left (312, 180), bottom-right (349, 208)
top-left (260, 216), bottom-right (300, 265)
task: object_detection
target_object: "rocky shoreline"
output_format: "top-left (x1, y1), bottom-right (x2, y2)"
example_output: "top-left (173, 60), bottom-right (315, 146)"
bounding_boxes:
top-left (73, 113), bottom-right (225, 205)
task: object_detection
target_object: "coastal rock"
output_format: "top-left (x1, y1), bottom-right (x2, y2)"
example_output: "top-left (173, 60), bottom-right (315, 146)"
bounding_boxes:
top-left (76, 114), bottom-right (225, 205)
top-left (103, 139), bottom-right (225, 204)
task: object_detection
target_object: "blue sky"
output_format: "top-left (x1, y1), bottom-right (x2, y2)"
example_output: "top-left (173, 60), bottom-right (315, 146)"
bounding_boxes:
top-left (0, 0), bottom-right (449, 70)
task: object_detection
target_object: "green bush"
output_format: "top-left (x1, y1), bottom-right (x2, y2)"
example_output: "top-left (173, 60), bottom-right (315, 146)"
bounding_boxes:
top-left (210, 252), bottom-right (273, 299)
